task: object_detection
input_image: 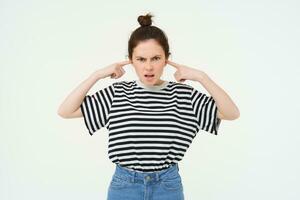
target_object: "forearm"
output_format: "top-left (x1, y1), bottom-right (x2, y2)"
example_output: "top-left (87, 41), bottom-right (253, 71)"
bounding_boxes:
top-left (57, 70), bottom-right (105, 117)
top-left (196, 72), bottom-right (240, 120)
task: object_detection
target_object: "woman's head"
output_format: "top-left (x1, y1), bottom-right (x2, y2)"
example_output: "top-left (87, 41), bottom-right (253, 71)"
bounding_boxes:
top-left (128, 13), bottom-right (171, 86)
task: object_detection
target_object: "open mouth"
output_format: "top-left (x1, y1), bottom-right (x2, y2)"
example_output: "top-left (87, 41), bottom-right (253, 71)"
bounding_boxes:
top-left (144, 74), bottom-right (154, 77)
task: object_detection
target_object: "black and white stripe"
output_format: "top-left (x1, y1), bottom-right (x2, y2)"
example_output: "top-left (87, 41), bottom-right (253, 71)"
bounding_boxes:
top-left (80, 85), bottom-right (114, 135)
top-left (191, 87), bottom-right (222, 135)
top-left (81, 80), bottom-right (221, 172)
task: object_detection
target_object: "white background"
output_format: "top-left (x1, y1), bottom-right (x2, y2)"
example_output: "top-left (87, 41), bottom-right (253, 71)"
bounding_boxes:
top-left (1, 0), bottom-right (299, 199)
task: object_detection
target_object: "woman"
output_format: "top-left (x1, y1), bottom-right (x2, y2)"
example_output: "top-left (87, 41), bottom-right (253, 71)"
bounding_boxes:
top-left (57, 13), bottom-right (240, 200)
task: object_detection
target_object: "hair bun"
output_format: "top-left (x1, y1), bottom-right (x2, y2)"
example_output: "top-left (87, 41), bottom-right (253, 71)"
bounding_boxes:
top-left (137, 13), bottom-right (153, 27)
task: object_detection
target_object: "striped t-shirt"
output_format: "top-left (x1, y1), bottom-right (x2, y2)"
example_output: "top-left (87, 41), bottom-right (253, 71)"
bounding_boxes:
top-left (80, 79), bottom-right (222, 172)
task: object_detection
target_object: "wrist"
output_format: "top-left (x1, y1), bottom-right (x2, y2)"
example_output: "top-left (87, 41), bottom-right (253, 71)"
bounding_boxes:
top-left (91, 69), bottom-right (105, 81)
top-left (195, 71), bottom-right (208, 82)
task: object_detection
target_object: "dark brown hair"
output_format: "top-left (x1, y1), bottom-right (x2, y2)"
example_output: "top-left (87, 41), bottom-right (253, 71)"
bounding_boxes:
top-left (127, 13), bottom-right (171, 60)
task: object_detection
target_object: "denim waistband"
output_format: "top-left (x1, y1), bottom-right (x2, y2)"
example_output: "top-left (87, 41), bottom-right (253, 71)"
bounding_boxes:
top-left (112, 163), bottom-right (180, 184)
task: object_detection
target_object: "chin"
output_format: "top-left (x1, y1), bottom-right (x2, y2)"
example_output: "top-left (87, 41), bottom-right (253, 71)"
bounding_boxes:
top-left (140, 74), bottom-right (163, 85)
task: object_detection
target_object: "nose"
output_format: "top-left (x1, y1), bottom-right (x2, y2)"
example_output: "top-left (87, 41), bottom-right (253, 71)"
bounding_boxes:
top-left (145, 61), bottom-right (154, 70)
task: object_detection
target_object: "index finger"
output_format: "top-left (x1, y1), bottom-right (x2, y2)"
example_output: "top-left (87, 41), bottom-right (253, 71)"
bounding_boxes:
top-left (117, 60), bottom-right (132, 67)
top-left (167, 60), bottom-right (180, 69)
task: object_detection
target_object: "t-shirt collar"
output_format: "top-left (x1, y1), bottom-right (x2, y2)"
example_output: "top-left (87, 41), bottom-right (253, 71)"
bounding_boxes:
top-left (135, 79), bottom-right (169, 91)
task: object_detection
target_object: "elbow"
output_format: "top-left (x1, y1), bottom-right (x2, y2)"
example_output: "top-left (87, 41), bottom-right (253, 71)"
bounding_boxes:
top-left (57, 109), bottom-right (68, 118)
top-left (231, 109), bottom-right (240, 120)
top-left (224, 109), bottom-right (240, 121)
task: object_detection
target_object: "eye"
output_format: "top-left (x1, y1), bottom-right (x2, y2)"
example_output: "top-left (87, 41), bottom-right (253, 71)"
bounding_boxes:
top-left (153, 57), bottom-right (160, 61)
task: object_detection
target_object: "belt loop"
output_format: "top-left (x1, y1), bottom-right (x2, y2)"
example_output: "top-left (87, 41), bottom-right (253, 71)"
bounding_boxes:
top-left (156, 172), bottom-right (159, 182)
top-left (131, 171), bottom-right (136, 183)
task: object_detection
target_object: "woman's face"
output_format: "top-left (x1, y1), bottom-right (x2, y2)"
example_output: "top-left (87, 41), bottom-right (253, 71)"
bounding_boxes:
top-left (130, 39), bottom-right (167, 86)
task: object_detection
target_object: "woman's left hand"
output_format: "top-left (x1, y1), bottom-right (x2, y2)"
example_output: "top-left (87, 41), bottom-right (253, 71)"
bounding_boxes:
top-left (167, 60), bottom-right (206, 83)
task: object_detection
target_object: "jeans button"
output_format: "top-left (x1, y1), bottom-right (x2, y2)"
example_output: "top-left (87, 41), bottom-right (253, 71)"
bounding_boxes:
top-left (145, 176), bottom-right (151, 181)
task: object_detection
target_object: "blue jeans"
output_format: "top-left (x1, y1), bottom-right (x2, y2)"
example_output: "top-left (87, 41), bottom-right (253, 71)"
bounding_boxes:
top-left (107, 163), bottom-right (185, 200)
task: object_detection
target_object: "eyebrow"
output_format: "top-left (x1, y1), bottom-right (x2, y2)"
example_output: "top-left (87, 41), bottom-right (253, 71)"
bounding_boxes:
top-left (135, 55), bottom-right (162, 59)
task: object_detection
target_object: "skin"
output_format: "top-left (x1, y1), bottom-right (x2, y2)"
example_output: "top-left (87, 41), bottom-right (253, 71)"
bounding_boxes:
top-left (129, 39), bottom-right (167, 86)
top-left (70, 39), bottom-right (239, 120)
top-left (166, 60), bottom-right (240, 120)
top-left (58, 37), bottom-right (239, 120)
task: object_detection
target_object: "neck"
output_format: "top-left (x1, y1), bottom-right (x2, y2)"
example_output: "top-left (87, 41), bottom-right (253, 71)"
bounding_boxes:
top-left (141, 79), bottom-right (165, 86)
top-left (136, 79), bottom-right (168, 90)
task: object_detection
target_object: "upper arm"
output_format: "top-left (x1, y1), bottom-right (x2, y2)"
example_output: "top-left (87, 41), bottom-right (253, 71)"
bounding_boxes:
top-left (80, 84), bottom-right (115, 135)
top-left (69, 107), bottom-right (83, 118)
top-left (217, 109), bottom-right (240, 120)
top-left (217, 110), bottom-right (225, 119)
top-left (60, 107), bottom-right (82, 119)
top-left (190, 87), bottom-right (222, 135)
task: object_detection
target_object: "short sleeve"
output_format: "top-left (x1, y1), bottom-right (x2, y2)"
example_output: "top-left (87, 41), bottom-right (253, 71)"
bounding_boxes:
top-left (80, 84), bottom-right (115, 136)
top-left (190, 87), bottom-right (222, 135)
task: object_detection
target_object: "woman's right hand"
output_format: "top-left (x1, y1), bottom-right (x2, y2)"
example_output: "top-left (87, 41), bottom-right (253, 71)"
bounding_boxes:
top-left (95, 60), bottom-right (132, 80)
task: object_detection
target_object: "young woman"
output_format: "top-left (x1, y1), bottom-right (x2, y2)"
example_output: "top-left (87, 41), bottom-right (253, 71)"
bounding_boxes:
top-left (58, 13), bottom-right (240, 200)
